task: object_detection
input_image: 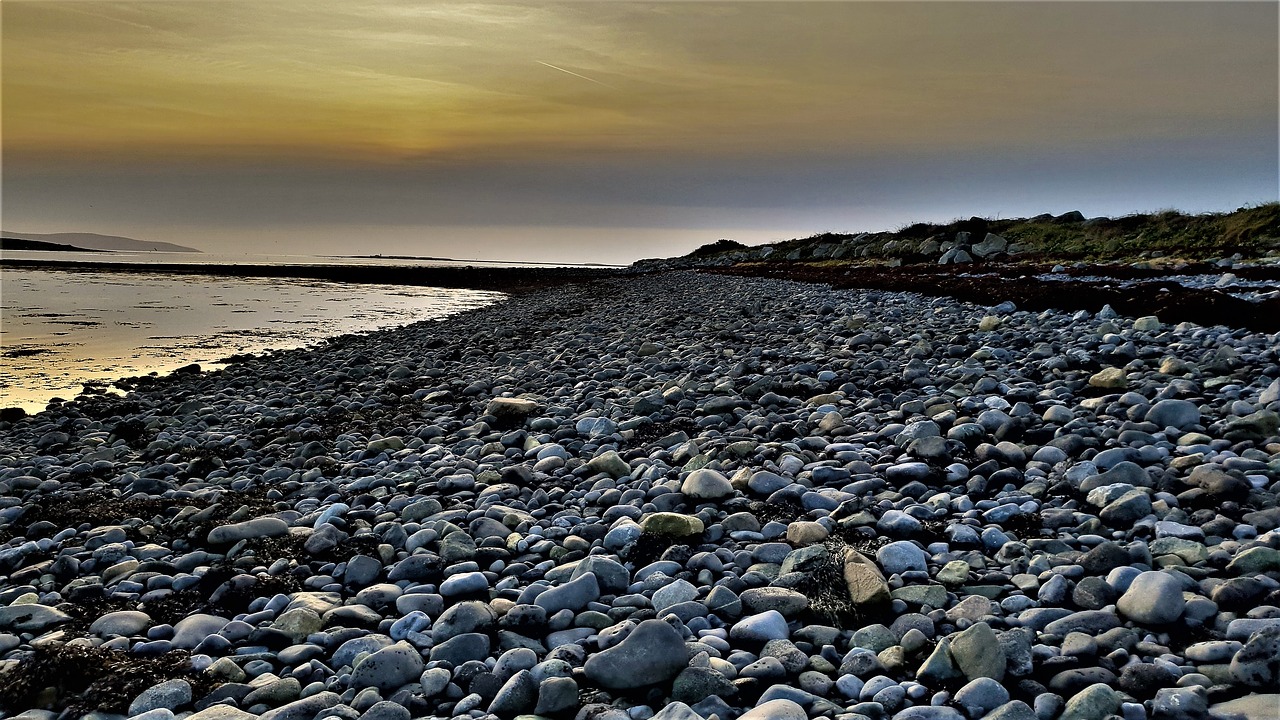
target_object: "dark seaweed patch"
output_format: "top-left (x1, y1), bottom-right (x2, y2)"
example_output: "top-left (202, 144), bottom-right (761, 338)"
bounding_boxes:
top-left (0, 643), bottom-right (217, 715)
top-left (1002, 512), bottom-right (1046, 540)
top-left (750, 498), bottom-right (805, 525)
top-left (622, 531), bottom-right (693, 568)
top-left (627, 417), bottom-right (698, 447)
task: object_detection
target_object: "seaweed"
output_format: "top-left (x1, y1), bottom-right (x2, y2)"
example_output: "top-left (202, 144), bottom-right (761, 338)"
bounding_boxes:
top-left (621, 531), bottom-right (693, 568)
top-left (0, 643), bottom-right (217, 715)
top-left (627, 417), bottom-right (698, 447)
top-left (750, 498), bottom-right (806, 526)
top-left (1002, 511), bottom-right (1046, 540)
top-left (0, 491), bottom-right (170, 543)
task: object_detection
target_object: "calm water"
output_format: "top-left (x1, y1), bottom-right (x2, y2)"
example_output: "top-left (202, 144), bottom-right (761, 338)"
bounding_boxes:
top-left (0, 249), bottom-right (622, 268)
top-left (0, 267), bottom-right (503, 413)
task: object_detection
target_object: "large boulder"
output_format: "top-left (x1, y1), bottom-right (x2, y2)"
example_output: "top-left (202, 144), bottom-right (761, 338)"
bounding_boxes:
top-left (843, 549), bottom-right (891, 606)
top-left (583, 619), bottom-right (689, 689)
top-left (971, 233), bottom-right (1008, 258)
top-left (640, 513), bottom-right (704, 536)
top-left (485, 397), bottom-right (540, 425)
top-left (1117, 571), bottom-right (1185, 625)
top-left (681, 469), bottom-right (734, 501)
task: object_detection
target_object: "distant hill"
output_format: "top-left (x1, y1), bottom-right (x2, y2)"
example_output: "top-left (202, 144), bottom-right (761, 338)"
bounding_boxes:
top-left (0, 231), bottom-right (200, 253)
top-left (634, 201), bottom-right (1280, 269)
top-left (0, 237), bottom-right (106, 253)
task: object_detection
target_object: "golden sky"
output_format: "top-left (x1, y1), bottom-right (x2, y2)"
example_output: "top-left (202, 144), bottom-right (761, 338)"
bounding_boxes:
top-left (3, 1), bottom-right (1277, 262)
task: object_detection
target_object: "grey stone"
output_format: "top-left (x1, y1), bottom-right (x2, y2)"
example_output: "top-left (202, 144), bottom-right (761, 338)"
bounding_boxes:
top-left (653, 578), bottom-right (699, 614)
top-left (916, 637), bottom-right (962, 685)
top-left (877, 540), bottom-right (927, 575)
top-left (682, 468), bottom-right (734, 500)
top-left (739, 699), bottom-right (807, 720)
top-left (949, 622), bottom-right (1005, 681)
top-left (1100, 489), bottom-right (1152, 525)
top-left (729, 610), bottom-right (790, 642)
top-left (344, 554), bottom-right (382, 586)
top-left (128, 679), bottom-right (192, 716)
top-left (1208, 694), bottom-right (1280, 720)
top-left (171, 613), bottom-right (230, 650)
top-left (572, 556), bottom-right (629, 593)
top-left (429, 633), bottom-right (490, 665)
top-left (534, 676), bottom-right (579, 714)
top-left (440, 571), bottom-right (489, 597)
top-left (1117, 571), bottom-right (1184, 625)
top-left (891, 708), bottom-right (965, 720)
top-left (971, 233), bottom-right (1008, 258)
top-left (258, 692), bottom-right (342, 720)
top-left (486, 397), bottom-right (539, 423)
top-left (88, 610), bottom-right (151, 637)
top-left (1260, 378), bottom-right (1280, 405)
top-left (535, 572), bottom-right (600, 614)
top-left (955, 677), bottom-right (1010, 717)
top-left (985, 701), bottom-right (1038, 720)
top-left (187, 707), bottom-right (257, 720)
top-left (671, 665), bottom-right (737, 704)
top-left (740, 587), bottom-right (808, 617)
top-left (748, 471), bottom-right (791, 494)
top-left (650, 702), bottom-right (705, 720)
top-left (1152, 688), bottom-right (1209, 720)
top-left (1230, 625), bottom-right (1280, 688)
top-left (488, 669), bottom-right (537, 716)
top-left (207, 516), bottom-right (287, 544)
top-left (1147, 399), bottom-right (1201, 429)
top-left (583, 619), bottom-right (688, 689)
top-left (640, 512), bottom-right (704, 536)
top-left (243, 677), bottom-right (302, 706)
top-left (1044, 611), bottom-right (1122, 637)
top-left (1061, 683), bottom-right (1120, 720)
top-left (350, 641), bottom-right (425, 691)
top-left (588, 449), bottom-right (632, 478)
top-left (358, 701), bottom-right (410, 720)
top-left (0, 604), bottom-right (72, 633)
top-left (1227, 546), bottom-right (1280, 575)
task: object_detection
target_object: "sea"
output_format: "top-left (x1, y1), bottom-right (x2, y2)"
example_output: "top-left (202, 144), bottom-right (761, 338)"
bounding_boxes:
top-left (0, 250), bottom-right (573, 414)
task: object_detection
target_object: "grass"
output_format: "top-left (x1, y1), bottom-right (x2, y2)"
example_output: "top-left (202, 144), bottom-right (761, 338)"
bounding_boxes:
top-left (684, 202), bottom-right (1280, 263)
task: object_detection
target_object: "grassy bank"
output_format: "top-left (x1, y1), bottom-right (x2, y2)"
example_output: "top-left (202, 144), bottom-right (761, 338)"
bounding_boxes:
top-left (654, 202), bottom-right (1280, 268)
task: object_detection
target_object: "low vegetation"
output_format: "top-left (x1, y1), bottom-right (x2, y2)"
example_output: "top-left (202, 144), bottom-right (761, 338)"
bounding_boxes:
top-left (681, 202), bottom-right (1280, 265)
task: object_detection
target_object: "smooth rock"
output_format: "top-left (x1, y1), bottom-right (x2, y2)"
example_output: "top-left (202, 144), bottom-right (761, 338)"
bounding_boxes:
top-left (1117, 571), bottom-right (1185, 625)
top-left (583, 619), bottom-right (688, 689)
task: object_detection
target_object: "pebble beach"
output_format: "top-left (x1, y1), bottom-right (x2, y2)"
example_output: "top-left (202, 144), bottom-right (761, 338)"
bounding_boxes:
top-left (1, 270), bottom-right (1278, 720)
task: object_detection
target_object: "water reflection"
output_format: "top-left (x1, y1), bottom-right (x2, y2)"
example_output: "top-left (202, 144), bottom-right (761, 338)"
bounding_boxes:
top-left (0, 269), bottom-right (502, 413)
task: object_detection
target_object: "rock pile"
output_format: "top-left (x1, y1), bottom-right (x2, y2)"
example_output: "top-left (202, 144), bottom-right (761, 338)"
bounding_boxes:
top-left (0, 272), bottom-right (1278, 720)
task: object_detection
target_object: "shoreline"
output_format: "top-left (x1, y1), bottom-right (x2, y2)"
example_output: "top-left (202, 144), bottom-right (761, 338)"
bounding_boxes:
top-left (7, 254), bottom-right (1279, 332)
top-left (0, 258), bottom-right (622, 294)
top-left (0, 271), bottom-right (1277, 718)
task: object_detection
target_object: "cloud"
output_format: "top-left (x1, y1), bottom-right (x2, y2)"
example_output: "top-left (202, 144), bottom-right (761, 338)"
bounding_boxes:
top-left (7, 1), bottom-right (1274, 162)
top-left (2, 1), bottom-right (1275, 262)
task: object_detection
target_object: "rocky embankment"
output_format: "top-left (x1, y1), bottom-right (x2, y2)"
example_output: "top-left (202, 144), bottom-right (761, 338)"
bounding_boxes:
top-left (1, 272), bottom-right (1279, 720)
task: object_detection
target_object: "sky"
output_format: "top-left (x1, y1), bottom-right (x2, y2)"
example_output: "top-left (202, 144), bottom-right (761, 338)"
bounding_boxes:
top-left (3, 1), bottom-right (1277, 264)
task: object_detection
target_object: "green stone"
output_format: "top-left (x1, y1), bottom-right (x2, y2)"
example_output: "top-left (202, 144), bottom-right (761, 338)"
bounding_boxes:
top-left (961, 585), bottom-right (1005, 599)
top-left (1227, 546), bottom-right (1280, 575)
top-left (1149, 538), bottom-right (1209, 565)
top-left (1061, 683), bottom-right (1120, 720)
top-left (640, 512), bottom-right (705, 536)
top-left (937, 560), bottom-right (970, 587)
top-left (892, 584), bottom-right (948, 608)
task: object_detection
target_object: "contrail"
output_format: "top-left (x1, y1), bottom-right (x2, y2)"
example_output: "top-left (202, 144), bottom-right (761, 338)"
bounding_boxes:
top-left (536, 61), bottom-right (614, 89)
